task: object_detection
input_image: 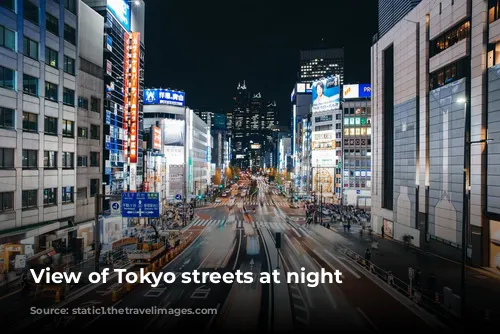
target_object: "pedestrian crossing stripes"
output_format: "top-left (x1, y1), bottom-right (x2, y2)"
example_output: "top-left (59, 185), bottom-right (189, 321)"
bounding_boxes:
top-left (211, 202), bottom-right (290, 208)
top-left (189, 217), bottom-right (298, 231)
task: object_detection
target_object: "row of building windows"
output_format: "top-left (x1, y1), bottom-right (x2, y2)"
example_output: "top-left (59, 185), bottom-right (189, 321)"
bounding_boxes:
top-left (344, 138), bottom-right (371, 146)
top-left (344, 159), bottom-right (372, 168)
top-left (0, 0), bottom-right (78, 45)
top-left (344, 149), bottom-right (372, 157)
top-left (0, 185), bottom-right (84, 212)
top-left (0, 147), bottom-right (98, 169)
top-left (430, 20), bottom-right (470, 57)
top-left (343, 127), bottom-right (371, 136)
top-left (77, 125), bottom-right (100, 139)
top-left (343, 107), bottom-right (369, 115)
top-left (344, 117), bottom-right (371, 127)
top-left (77, 96), bottom-right (101, 113)
top-left (429, 57), bottom-right (469, 90)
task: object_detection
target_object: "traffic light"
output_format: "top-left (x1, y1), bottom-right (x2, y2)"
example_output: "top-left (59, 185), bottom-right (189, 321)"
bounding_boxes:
top-left (198, 195), bottom-right (202, 200)
top-left (219, 184), bottom-right (223, 188)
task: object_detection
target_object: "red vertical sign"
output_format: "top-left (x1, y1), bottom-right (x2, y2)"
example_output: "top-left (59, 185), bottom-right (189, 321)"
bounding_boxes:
top-left (123, 32), bottom-right (130, 160)
top-left (129, 32), bottom-right (140, 163)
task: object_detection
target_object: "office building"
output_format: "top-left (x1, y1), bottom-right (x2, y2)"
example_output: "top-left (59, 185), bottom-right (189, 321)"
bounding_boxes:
top-left (341, 84), bottom-right (372, 207)
top-left (377, 0), bottom-right (422, 38)
top-left (83, 0), bottom-right (146, 203)
top-left (193, 108), bottom-right (213, 129)
top-left (299, 48), bottom-right (344, 84)
top-left (0, 0), bottom-right (80, 265)
top-left (371, 0), bottom-right (499, 270)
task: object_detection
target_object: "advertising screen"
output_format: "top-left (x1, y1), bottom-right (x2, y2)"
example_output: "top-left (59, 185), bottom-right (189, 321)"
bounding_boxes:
top-left (311, 150), bottom-right (336, 166)
top-left (168, 164), bottom-right (184, 197)
top-left (342, 84), bottom-right (371, 99)
top-left (107, 0), bottom-right (131, 32)
top-left (128, 32), bottom-right (140, 164)
top-left (312, 76), bottom-right (340, 113)
top-left (164, 146), bottom-right (184, 164)
top-left (251, 144), bottom-right (261, 149)
top-left (144, 89), bottom-right (185, 106)
top-left (151, 126), bottom-right (161, 150)
top-left (162, 119), bottom-right (185, 146)
top-left (312, 167), bottom-right (335, 193)
top-left (311, 130), bottom-right (335, 150)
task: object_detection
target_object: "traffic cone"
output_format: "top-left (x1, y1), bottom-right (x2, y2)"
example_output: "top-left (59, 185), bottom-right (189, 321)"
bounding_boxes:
top-left (55, 290), bottom-right (61, 303)
top-left (112, 290), bottom-right (117, 302)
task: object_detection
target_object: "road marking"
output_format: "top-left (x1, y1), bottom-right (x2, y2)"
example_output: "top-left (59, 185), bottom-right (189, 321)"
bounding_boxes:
top-left (0, 288), bottom-right (21, 300)
top-left (357, 307), bottom-right (379, 331)
top-left (284, 234), bottom-right (301, 256)
top-left (325, 250), bottom-right (361, 279)
top-left (197, 247), bottom-right (215, 269)
top-left (290, 226), bottom-right (302, 238)
top-left (311, 257), bottom-right (337, 309)
top-left (206, 302), bottom-right (220, 330)
top-left (190, 285), bottom-right (211, 299)
top-left (83, 299), bottom-right (122, 329)
top-left (144, 284), bottom-right (168, 298)
top-left (144, 301), bottom-right (171, 330)
top-left (233, 229), bottom-right (243, 271)
top-left (312, 250), bottom-right (345, 279)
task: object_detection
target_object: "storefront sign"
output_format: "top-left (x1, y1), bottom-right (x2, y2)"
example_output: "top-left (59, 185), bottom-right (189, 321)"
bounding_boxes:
top-left (128, 32), bottom-right (140, 163)
top-left (123, 32), bottom-right (130, 168)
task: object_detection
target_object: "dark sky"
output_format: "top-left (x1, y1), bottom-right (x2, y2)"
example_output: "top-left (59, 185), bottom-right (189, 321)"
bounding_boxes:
top-left (144, 0), bottom-right (378, 125)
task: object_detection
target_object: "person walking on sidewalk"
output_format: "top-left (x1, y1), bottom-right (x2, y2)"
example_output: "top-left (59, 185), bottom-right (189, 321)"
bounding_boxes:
top-left (364, 249), bottom-right (371, 262)
top-left (381, 225), bottom-right (385, 238)
top-left (347, 223), bottom-right (351, 233)
top-left (343, 223), bottom-right (347, 232)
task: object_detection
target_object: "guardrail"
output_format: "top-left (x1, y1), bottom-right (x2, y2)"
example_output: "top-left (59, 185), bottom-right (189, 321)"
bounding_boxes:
top-left (340, 245), bottom-right (457, 325)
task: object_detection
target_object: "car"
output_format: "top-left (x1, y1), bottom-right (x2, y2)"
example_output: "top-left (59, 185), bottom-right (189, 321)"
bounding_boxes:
top-left (230, 195), bottom-right (235, 200)
top-left (221, 192), bottom-right (228, 197)
top-left (215, 198), bottom-right (222, 203)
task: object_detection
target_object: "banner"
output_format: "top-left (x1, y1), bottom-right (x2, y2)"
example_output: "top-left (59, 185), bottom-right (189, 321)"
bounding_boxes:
top-left (312, 167), bottom-right (335, 194)
top-left (169, 164), bottom-right (184, 197)
top-left (128, 32), bottom-right (140, 163)
top-left (312, 76), bottom-right (340, 113)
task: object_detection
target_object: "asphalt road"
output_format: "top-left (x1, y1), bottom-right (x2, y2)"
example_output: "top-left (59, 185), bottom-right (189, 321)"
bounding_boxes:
top-left (6, 177), bottom-right (447, 332)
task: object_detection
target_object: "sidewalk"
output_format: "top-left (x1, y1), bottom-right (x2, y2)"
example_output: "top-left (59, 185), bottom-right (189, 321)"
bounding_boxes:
top-left (315, 223), bottom-right (500, 321)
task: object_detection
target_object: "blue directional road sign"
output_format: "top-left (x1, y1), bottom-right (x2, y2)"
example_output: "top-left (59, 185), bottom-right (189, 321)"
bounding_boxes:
top-left (175, 194), bottom-right (182, 200)
top-left (121, 192), bottom-right (160, 218)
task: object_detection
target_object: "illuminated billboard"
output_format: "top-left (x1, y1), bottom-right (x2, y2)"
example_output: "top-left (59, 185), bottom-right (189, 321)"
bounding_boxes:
top-left (128, 32), bottom-right (140, 164)
top-left (313, 167), bottom-right (335, 194)
top-left (311, 130), bottom-right (335, 150)
top-left (214, 113), bottom-right (226, 130)
top-left (343, 84), bottom-right (372, 99)
top-left (162, 119), bottom-right (185, 146)
top-left (123, 33), bottom-right (130, 163)
top-left (151, 126), bottom-right (161, 150)
top-left (312, 150), bottom-right (336, 166)
top-left (312, 76), bottom-right (340, 113)
top-left (251, 144), bottom-right (261, 149)
top-left (107, 0), bottom-right (130, 32)
top-left (144, 89), bottom-right (185, 106)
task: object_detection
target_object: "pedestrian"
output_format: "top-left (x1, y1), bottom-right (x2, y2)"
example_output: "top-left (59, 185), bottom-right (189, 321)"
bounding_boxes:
top-left (364, 248), bottom-right (371, 262)
top-left (327, 223), bottom-right (330, 229)
top-left (347, 223), bottom-right (351, 232)
top-left (381, 225), bottom-right (385, 238)
top-left (343, 224), bottom-right (347, 232)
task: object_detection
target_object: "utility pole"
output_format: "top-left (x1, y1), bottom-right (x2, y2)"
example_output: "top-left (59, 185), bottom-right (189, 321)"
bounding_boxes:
top-left (94, 187), bottom-right (101, 273)
top-left (320, 183), bottom-right (323, 225)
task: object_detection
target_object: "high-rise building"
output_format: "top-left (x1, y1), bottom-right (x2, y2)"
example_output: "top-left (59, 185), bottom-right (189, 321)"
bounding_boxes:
top-left (0, 0), bottom-right (80, 257)
top-left (372, 0), bottom-right (498, 269)
top-left (300, 48), bottom-right (344, 84)
top-left (83, 0), bottom-right (146, 205)
top-left (193, 108), bottom-right (213, 129)
top-left (377, 0), bottom-right (422, 38)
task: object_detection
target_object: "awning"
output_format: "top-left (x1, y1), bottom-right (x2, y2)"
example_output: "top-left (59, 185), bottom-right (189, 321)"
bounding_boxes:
top-left (0, 222), bottom-right (61, 244)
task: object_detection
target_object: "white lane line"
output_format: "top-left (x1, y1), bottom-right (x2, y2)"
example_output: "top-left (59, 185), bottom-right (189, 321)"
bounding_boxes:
top-left (284, 234), bottom-right (300, 256)
top-left (311, 257), bottom-right (338, 310)
top-left (312, 250), bottom-right (345, 279)
top-left (198, 247), bottom-right (215, 269)
top-left (206, 302), bottom-right (221, 330)
top-left (144, 301), bottom-right (171, 330)
top-left (357, 307), bottom-right (379, 331)
top-left (290, 226), bottom-right (302, 239)
top-left (325, 250), bottom-right (361, 279)
top-left (232, 229), bottom-right (242, 271)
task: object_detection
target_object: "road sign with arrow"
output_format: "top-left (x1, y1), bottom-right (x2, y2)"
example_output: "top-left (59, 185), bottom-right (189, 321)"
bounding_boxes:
top-left (121, 192), bottom-right (160, 218)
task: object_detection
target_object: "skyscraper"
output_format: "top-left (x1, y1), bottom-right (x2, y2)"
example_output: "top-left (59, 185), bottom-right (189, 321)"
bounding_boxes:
top-left (378, 0), bottom-right (422, 38)
top-left (300, 48), bottom-right (344, 84)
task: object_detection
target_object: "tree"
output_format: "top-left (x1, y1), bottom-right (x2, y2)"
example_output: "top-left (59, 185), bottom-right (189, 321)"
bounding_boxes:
top-left (213, 169), bottom-right (222, 185)
top-left (225, 166), bottom-right (233, 180)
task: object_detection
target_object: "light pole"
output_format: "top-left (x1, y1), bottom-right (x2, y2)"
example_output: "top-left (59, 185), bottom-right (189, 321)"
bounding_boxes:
top-left (456, 97), bottom-right (492, 320)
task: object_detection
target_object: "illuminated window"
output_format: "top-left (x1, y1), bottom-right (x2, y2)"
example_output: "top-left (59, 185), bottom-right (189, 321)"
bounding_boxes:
top-left (344, 129), bottom-right (349, 136)
top-left (367, 128), bottom-right (371, 136)
top-left (349, 128), bottom-right (355, 136)
top-left (349, 118), bottom-right (355, 125)
top-left (344, 117), bottom-right (349, 125)
top-left (355, 117), bottom-right (361, 125)
top-left (355, 128), bottom-right (360, 136)
top-left (360, 128), bottom-right (367, 136)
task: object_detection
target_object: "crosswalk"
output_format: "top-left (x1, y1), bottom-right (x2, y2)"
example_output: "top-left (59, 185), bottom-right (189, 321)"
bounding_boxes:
top-left (189, 217), bottom-right (299, 231)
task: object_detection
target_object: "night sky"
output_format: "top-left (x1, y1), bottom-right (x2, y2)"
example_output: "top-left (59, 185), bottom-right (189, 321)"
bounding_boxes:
top-left (144, 0), bottom-right (378, 126)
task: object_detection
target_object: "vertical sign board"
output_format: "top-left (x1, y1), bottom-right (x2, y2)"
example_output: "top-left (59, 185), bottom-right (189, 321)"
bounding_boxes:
top-left (129, 32), bottom-right (140, 164)
top-left (152, 125), bottom-right (162, 150)
top-left (123, 32), bottom-right (130, 191)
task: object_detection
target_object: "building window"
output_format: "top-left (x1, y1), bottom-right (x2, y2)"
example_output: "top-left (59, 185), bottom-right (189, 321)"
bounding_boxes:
top-left (23, 0), bottom-right (39, 25)
top-left (63, 55), bottom-right (75, 75)
top-left (78, 96), bottom-right (88, 109)
top-left (45, 81), bottom-right (58, 101)
top-left (62, 186), bottom-right (73, 203)
top-left (0, 0), bottom-right (15, 11)
top-left (62, 119), bottom-right (74, 137)
top-left (46, 12), bottom-right (59, 36)
top-left (90, 124), bottom-right (100, 140)
top-left (45, 47), bottom-right (58, 68)
top-left (429, 57), bottom-right (469, 90)
top-left (22, 112), bottom-right (37, 132)
top-left (43, 188), bottom-right (57, 206)
top-left (430, 20), bottom-right (470, 57)
top-left (335, 123), bottom-right (341, 129)
top-left (77, 187), bottom-right (87, 199)
top-left (64, 0), bottom-right (76, 14)
top-left (90, 152), bottom-right (99, 167)
top-left (44, 151), bottom-right (57, 168)
top-left (22, 149), bottom-right (37, 168)
top-left (91, 96), bottom-right (100, 113)
top-left (77, 155), bottom-right (87, 167)
top-left (0, 25), bottom-right (16, 51)
top-left (63, 87), bottom-right (75, 106)
top-left (77, 126), bottom-right (87, 138)
top-left (22, 189), bottom-right (37, 209)
top-left (0, 191), bottom-right (14, 212)
top-left (61, 151), bottom-right (74, 168)
top-left (23, 74), bottom-right (38, 95)
top-left (90, 179), bottom-right (99, 197)
top-left (0, 66), bottom-right (15, 90)
top-left (63, 24), bottom-right (76, 45)
top-left (44, 116), bottom-right (57, 135)
top-left (0, 107), bottom-right (14, 129)
top-left (0, 148), bottom-right (14, 168)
